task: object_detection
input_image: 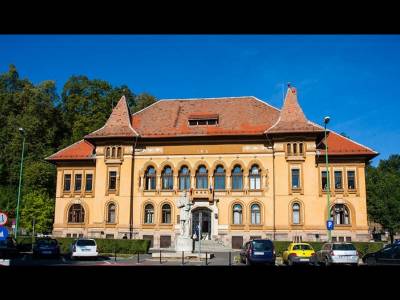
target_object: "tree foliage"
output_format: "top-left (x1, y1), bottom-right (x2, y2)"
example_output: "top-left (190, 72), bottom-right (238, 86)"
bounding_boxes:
top-left (0, 65), bottom-right (157, 233)
top-left (367, 155), bottom-right (400, 243)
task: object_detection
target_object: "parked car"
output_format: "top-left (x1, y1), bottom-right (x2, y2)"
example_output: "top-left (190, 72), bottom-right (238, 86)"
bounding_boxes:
top-left (363, 244), bottom-right (400, 265)
top-left (240, 239), bottom-right (275, 265)
top-left (69, 239), bottom-right (98, 259)
top-left (0, 237), bottom-right (19, 259)
top-left (33, 238), bottom-right (60, 258)
top-left (315, 242), bottom-right (359, 266)
top-left (282, 243), bottom-right (315, 265)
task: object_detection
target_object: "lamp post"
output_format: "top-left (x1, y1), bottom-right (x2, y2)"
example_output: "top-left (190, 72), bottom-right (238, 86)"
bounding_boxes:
top-left (15, 127), bottom-right (25, 238)
top-left (323, 117), bottom-right (332, 242)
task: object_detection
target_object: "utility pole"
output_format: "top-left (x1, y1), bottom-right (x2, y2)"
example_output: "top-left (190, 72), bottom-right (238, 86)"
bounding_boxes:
top-left (15, 127), bottom-right (25, 238)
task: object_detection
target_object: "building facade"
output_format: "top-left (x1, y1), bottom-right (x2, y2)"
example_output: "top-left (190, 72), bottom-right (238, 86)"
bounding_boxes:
top-left (47, 87), bottom-right (378, 248)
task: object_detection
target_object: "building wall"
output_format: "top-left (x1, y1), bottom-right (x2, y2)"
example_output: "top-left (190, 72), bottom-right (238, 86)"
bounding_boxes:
top-left (52, 140), bottom-right (370, 246)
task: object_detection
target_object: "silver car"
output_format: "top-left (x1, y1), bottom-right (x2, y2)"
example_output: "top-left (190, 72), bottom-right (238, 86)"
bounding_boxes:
top-left (315, 243), bottom-right (359, 266)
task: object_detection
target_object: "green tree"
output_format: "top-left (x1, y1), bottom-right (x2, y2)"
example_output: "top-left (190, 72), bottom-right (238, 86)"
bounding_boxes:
top-left (20, 190), bottom-right (55, 234)
top-left (366, 156), bottom-right (400, 243)
top-left (133, 92), bottom-right (157, 112)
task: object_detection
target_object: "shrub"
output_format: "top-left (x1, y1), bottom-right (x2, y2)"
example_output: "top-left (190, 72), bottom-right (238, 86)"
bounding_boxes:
top-left (273, 241), bottom-right (384, 257)
top-left (16, 236), bottom-right (150, 254)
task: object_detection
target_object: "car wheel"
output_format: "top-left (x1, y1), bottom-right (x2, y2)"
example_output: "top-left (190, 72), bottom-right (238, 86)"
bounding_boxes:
top-left (366, 257), bottom-right (376, 266)
top-left (288, 257), bottom-right (293, 266)
top-left (325, 257), bottom-right (331, 267)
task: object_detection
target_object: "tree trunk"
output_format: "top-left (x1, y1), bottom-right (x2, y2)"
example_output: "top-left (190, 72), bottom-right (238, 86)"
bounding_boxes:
top-left (390, 231), bottom-right (394, 244)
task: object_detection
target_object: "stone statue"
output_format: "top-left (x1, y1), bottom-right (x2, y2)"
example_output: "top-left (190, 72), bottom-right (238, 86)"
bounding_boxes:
top-left (177, 190), bottom-right (192, 237)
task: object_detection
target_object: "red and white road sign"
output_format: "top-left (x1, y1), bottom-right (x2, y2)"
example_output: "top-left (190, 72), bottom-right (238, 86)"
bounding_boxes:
top-left (0, 212), bottom-right (8, 226)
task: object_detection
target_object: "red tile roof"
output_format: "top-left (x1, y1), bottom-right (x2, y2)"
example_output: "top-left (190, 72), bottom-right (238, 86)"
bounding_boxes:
top-left (45, 140), bottom-right (95, 161)
top-left (131, 96), bottom-right (280, 137)
top-left (85, 96), bottom-right (138, 139)
top-left (321, 130), bottom-right (378, 156)
top-left (47, 90), bottom-right (378, 161)
top-left (267, 87), bottom-right (323, 134)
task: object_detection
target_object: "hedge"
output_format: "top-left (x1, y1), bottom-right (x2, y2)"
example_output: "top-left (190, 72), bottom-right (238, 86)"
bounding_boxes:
top-left (16, 237), bottom-right (150, 255)
top-left (273, 241), bottom-right (384, 257)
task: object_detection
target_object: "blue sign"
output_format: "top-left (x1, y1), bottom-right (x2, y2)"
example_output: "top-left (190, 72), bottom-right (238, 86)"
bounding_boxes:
top-left (0, 226), bottom-right (8, 241)
top-left (327, 220), bottom-right (334, 231)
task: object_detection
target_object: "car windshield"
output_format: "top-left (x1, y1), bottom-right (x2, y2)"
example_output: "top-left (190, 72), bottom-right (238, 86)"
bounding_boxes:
top-left (37, 239), bottom-right (57, 245)
top-left (76, 239), bottom-right (96, 246)
top-left (293, 244), bottom-right (313, 250)
top-left (333, 244), bottom-right (356, 251)
top-left (252, 240), bottom-right (273, 251)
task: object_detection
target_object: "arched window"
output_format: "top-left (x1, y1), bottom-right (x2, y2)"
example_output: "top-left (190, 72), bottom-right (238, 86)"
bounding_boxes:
top-left (292, 203), bottom-right (300, 224)
top-left (233, 204), bottom-right (243, 225)
top-left (112, 147), bottom-right (116, 158)
top-left (232, 165), bottom-right (243, 190)
top-left (299, 143), bottom-right (304, 155)
top-left (179, 166), bottom-right (191, 190)
top-left (107, 203), bottom-right (116, 223)
top-left (106, 147), bottom-right (111, 158)
top-left (162, 204), bottom-right (171, 224)
top-left (68, 204), bottom-right (85, 223)
top-left (293, 143), bottom-right (297, 154)
top-left (287, 143), bottom-right (291, 155)
top-left (196, 165), bottom-right (208, 189)
top-left (161, 166), bottom-right (173, 190)
top-left (214, 165), bottom-right (226, 190)
top-left (331, 204), bottom-right (350, 225)
top-left (145, 166), bottom-right (156, 190)
top-left (251, 204), bottom-right (261, 224)
top-left (144, 204), bottom-right (154, 224)
top-left (117, 147), bottom-right (122, 158)
top-left (249, 164), bottom-right (261, 190)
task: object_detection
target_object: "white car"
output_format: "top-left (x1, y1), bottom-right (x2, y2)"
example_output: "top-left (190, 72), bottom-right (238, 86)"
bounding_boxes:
top-left (70, 239), bottom-right (98, 259)
top-left (315, 242), bottom-right (359, 266)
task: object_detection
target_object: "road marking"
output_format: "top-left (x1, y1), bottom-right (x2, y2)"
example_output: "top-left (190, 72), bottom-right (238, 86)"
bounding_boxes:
top-left (22, 255), bottom-right (27, 261)
top-left (103, 260), bottom-right (112, 264)
top-left (61, 256), bottom-right (66, 263)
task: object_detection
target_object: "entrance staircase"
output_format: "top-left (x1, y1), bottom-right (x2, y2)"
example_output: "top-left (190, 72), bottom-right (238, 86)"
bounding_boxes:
top-left (194, 239), bottom-right (232, 252)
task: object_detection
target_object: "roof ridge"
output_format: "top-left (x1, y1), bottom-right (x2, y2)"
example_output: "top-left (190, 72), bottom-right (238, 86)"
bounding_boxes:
top-left (158, 96), bottom-right (260, 101)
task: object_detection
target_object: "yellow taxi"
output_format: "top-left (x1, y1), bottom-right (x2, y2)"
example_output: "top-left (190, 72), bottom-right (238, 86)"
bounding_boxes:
top-left (282, 243), bottom-right (315, 266)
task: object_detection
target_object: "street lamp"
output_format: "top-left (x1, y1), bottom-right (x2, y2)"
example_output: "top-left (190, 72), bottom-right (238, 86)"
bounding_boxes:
top-left (15, 127), bottom-right (25, 238)
top-left (323, 117), bottom-right (332, 242)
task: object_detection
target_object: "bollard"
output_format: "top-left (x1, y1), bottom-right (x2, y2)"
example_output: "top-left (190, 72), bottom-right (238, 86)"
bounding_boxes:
top-left (182, 251), bottom-right (184, 265)
top-left (160, 250), bottom-right (162, 264)
top-left (114, 247), bottom-right (117, 262)
top-left (229, 252), bottom-right (231, 266)
top-left (137, 252), bottom-right (140, 264)
top-left (205, 252), bottom-right (208, 265)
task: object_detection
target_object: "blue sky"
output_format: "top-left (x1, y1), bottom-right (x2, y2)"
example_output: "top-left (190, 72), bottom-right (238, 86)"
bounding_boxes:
top-left (1, 34), bottom-right (398, 166)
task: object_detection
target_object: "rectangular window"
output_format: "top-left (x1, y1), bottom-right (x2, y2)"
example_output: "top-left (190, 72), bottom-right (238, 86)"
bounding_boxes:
top-left (109, 171), bottom-right (117, 190)
top-left (232, 175), bottom-right (243, 190)
top-left (214, 176), bottom-right (225, 190)
top-left (85, 174), bottom-right (93, 192)
top-left (347, 170), bottom-right (355, 190)
top-left (106, 234), bottom-right (114, 239)
top-left (334, 171), bottom-right (343, 190)
top-left (321, 171), bottom-right (328, 190)
top-left (64, 174), bottom-right (71, 192)
top-left (291, 169), bottom-right (300, 189)
top-left (345, 236), bottom-right (352, 242)
top-left (66, 233), bottom-right (71, 238)
top-left (74, 174), bottom-right (82, 192)
top-left (249, 176), bottom-right (261, 190)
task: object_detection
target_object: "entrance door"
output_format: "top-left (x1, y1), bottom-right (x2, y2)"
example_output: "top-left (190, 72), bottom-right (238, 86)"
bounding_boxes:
top-left (192, 208), bottom-right (211, 240)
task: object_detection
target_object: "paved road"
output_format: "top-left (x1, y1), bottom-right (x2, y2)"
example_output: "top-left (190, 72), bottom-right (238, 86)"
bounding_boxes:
top-left (3, 252), bottom-right (365, 267)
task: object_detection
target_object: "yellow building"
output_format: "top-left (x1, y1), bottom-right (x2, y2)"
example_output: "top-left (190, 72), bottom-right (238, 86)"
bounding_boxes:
top-left (46, 87), bottom-right (378, 249)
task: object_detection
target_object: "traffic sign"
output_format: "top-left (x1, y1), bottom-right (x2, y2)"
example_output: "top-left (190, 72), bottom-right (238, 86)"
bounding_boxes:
top-left (327, 220), bottom-right (334, 231)
top-left (0, 212), bottom-right (7, 226)
top-left (0, 226), bottom-right (9, 241)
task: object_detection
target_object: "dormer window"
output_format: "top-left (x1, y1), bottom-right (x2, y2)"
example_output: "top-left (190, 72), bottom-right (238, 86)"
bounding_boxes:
top-left (188, 114), bottom-right (219, 126)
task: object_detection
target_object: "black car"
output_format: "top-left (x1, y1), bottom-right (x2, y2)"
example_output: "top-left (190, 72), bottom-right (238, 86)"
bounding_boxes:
top-left (33, 238), bottom-right (60, 258)
top-left (0, 237), bottom-right (19, 259)
top-left (363, 244), bottom-right (400, 265)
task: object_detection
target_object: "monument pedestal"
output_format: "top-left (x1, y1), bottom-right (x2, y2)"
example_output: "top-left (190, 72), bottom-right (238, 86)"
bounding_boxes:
top-left (175, 236), bottom-right (193, 252)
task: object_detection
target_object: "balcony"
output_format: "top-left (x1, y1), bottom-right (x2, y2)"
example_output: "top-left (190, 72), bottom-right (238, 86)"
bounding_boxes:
top-left (191, 189), bottom-right (213, 202)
